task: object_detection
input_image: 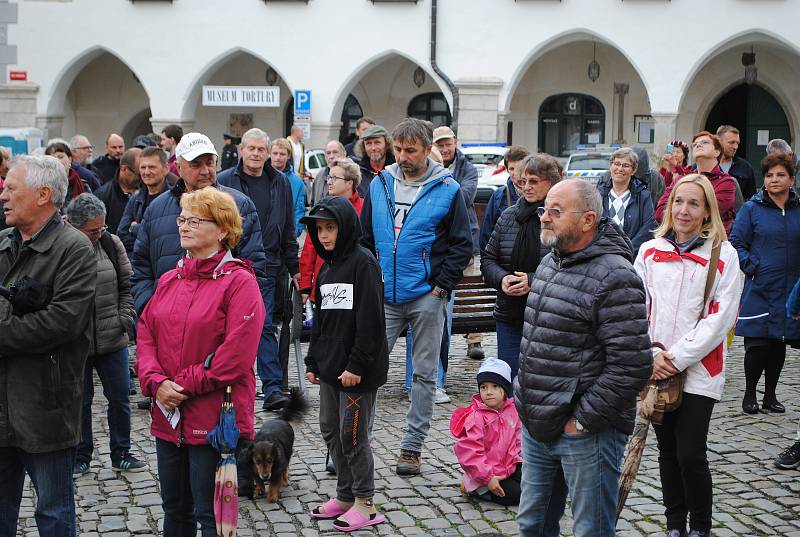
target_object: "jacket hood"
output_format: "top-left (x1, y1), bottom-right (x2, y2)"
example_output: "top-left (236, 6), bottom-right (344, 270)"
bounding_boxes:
top-left (753, 187), bottom-right (800, 210)
top-left (303, 196), bottom-right (361, 262)
top-left (176, 249), bottom-right (253, 280)
top-left (449, 394), bottom-right (515, 437)
top-left (385, 158), bottom-right (451, 186)
top-left (554, 217), bottom-right (635, 267)
top-left (633, 147), bottom-right (650, 179)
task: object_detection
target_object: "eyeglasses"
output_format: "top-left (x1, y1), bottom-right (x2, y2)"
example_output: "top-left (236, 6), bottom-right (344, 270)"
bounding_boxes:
top-left (84, 225), bottom-right (108, 235)
top-left (74, 145), bottom-right (94, 151)
top-left (176, 216), bottom-right (215, 229)
top-left (536, 207), bottom-right (591, 219)
top-left (692, 140), bottom-right (712, 148)
top-left (611, 161), bottom-right (634, 170)
top-left (327, 174), bottom-right (347, 182)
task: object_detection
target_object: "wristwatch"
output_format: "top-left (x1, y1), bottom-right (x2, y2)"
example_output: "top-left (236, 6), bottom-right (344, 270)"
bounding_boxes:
top-left (432, 286), bottom-right (447, 298)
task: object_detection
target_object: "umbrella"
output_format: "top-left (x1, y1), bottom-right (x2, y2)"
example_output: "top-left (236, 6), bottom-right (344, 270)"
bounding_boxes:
top-left (616, 383), bottom-right (658, 522)
top-left (207, 386), bottom-right (239, 537)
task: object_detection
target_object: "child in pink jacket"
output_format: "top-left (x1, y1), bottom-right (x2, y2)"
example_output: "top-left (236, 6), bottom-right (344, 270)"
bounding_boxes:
top-left (450, 358), bottom-right (522, 506)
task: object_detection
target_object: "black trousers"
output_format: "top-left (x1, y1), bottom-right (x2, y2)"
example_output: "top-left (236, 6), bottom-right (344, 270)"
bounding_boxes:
top-left (743, 338), bottom-right (786, 402)
top-left (653, 393), bottom-right (716, 533)
top-left (476, 463), bottom-right (522, 507)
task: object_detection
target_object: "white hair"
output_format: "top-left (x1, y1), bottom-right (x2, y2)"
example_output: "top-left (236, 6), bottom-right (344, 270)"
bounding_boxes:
top-left (241, 128), bottom-right (270, 147)
top-left (69, 134), bottom-right (89, 150)
top-left (12, 155), bottom-right (68, 208)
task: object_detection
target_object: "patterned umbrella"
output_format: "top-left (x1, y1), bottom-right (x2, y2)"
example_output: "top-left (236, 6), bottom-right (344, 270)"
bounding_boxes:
top-left (207, 386), bottom-right (239, 537)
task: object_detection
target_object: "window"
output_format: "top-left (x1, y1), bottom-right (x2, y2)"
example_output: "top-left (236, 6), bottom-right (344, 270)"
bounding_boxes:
top-left (538, 94), bottom-right (605, 157)
top-left (339, 94), bottom-right (364, 144)
top-left (407, 92), bottom-right (452, 127)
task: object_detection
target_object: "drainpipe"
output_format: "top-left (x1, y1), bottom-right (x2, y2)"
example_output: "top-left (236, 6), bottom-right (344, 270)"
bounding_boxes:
top-left (430, 0), bottom-right (459, 131)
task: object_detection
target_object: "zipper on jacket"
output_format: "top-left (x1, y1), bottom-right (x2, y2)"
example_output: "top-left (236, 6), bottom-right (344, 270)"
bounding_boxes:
top-left (422, 248), bottom-right (429, 281)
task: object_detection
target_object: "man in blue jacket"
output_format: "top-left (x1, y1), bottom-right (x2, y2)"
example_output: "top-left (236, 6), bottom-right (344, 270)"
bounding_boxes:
top-left (131, 133), bottom-right (266, 314)
top-left (217, 128), bottom-right (299, 411)
top-left (361, 118), bottom-right (472, 476)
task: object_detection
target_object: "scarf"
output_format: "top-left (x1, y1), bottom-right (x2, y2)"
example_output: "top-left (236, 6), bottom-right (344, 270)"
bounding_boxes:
top-left (67, 168), bottom-right (85, 200)
top-left (510, 199), bottom-right (544, 274)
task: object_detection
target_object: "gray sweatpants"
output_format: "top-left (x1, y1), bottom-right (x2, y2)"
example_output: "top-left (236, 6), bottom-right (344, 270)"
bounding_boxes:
top-left (385, 291), bottom-right (448, 453)
top-left (319, 382), bottom-right (378, 501)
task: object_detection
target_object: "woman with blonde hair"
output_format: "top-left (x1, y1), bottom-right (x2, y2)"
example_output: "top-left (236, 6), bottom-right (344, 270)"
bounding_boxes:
top-left (137, 187), bottom-right (266, 536)
top-left (634, 174), bottom-right (743, 537)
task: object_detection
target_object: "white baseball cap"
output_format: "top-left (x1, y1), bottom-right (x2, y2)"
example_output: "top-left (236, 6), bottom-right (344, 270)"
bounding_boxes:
top-left (175, 132), bottom-right (218, 162)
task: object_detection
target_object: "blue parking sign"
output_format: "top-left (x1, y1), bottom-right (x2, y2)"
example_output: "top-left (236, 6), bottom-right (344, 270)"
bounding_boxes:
top-left (294, 90), bottom-right (311, 116)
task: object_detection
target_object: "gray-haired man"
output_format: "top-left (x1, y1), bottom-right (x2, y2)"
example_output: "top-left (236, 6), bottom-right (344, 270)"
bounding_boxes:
top-left (0, 155), bottom-right (97, 537)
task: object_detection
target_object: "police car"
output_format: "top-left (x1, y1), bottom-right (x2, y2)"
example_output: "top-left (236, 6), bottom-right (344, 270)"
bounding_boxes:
top-left (564, 145), bottom-right (618, 187)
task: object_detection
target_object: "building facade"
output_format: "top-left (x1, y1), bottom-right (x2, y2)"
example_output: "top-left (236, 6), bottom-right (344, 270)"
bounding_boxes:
top-left (2, 0), bottom-right (798, 175)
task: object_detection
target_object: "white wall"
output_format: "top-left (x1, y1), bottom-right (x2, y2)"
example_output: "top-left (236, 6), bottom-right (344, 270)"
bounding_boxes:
top-left (5, 0), bottom-right (799, 149)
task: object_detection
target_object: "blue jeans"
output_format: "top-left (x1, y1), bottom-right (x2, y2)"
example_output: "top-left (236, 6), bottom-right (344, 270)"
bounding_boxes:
top-left (77, 347), bottom-right (132, 463)
top-left (404, 293), bottom-right (453, 390)
top-left (155, 439), bottom-right (218, 537)
top-left (496, 321), bottom-right (523, 382)
top-left (0, 446), bottom-right (77, 537)
top-left (518, 425), bottom-right (627, 537)
top-left (256, 274), bottom-right (282, 397)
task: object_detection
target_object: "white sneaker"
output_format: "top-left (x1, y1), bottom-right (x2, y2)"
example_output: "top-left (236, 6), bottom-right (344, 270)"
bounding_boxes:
top-left (435, 388), bottom-right (451, 404)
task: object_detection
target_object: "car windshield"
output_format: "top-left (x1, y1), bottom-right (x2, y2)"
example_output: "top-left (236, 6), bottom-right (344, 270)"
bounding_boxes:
top-left (568, 155), bottom-right (611, 171)
top-left (465, 152), bottom-right (504, 166)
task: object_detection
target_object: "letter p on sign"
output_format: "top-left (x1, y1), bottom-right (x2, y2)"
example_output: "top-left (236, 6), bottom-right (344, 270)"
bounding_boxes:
top-left (294, 90), bottom-right (311, 116)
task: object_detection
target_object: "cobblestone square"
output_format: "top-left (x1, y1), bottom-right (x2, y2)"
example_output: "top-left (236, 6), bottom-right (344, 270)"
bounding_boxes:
top-left (16, 336), bottom-right (800, 536)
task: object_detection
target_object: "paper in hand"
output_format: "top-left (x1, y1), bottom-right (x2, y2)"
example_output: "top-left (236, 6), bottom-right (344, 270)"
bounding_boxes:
top-left (155, 399), bottom-right (181, 429)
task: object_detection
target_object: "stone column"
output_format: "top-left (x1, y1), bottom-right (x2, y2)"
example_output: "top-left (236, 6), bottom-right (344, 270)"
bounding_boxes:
top-left (496, 111), bottom-right (512, 145)
top-left (149, 118), bottom-right (196, 135)
top-left (614, 82), bottom-right (629, 144)
top-left (652, 113), bottom-right (678, 156)
top-left (454, 78), bottom-right (503, 144)
top-left (309, 120), bottom-right (341, 149)
top-left (0, 82), bottom-right (38, 128)
top-left (35, 113), bottom-right (64, 142)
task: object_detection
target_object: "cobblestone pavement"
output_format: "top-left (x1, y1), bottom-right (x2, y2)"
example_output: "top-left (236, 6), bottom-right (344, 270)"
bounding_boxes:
top-left (16, 336), bottom-right (800, 536)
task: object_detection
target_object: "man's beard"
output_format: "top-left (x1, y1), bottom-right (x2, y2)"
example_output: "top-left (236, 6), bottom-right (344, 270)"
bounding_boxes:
top-left (368, 152), bottom-right (384, 164)
top-left (540, 225), bottom-right (581, 252)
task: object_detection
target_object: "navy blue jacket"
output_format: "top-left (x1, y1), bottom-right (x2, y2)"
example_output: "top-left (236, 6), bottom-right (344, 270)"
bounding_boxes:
top-left (596, 176), bottom-right (656, 256)
top-left (71, 162), bottom-right (101, 191)
top-left (93, 175), bottom-right (133, 237)
top-left (130, 179), bottom-right (266, 313)
top-left (117, 181), bottom-right (170, 254)
top-left (479, 178), bottom-right (519, 253)
top-left (727, 156), bottom-right (757, 201)
top-left (731, 189), bottom-right (800, 340)
top-left (217, 161), bottom-right (299, 276)
top-left (360, 166), bottom-right (472, 304)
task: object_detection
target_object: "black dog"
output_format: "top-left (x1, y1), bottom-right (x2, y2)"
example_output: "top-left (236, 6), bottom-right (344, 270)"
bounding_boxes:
top-left (239, 388), bottom-right (308, 502)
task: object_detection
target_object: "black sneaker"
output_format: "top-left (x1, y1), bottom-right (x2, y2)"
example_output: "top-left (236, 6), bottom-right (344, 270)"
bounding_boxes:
top-left (112, 451), bottom-right (147, 473)
top-left (396, 450), bottom-right (421, 476)
top-left (688, 531), bottom-right (710, 537)
top-left (73, 461), bottom-right (90, 477)
top-left (774, 441), bottom-right (800, 470)
top-left (262, 391), bottom-right (289, 412)
top-left (136, 399), bottom-right (151, 411)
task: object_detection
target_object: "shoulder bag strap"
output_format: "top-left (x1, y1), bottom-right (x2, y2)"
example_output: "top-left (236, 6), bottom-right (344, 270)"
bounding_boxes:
top-left (701, 242), bottom-right (721, 319)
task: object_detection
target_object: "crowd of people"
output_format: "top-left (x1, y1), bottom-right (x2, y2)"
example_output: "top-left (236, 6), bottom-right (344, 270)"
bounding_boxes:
top-left (0, 115), bottom-right (798, 537)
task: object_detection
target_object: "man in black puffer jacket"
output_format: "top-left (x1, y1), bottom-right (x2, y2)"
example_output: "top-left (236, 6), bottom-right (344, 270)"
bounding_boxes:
top-left (515, 178), bottom-right (652, 537)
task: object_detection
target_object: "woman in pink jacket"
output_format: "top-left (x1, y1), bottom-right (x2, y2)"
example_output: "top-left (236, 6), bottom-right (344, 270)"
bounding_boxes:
top-left (137, 187), bottom-right (265, 537)
top-left (450, 358), bottom-right (522, 506)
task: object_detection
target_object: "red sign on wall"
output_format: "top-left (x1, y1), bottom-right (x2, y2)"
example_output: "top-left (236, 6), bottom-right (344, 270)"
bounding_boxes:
top-left (9, 71), bottom-right (27, 81)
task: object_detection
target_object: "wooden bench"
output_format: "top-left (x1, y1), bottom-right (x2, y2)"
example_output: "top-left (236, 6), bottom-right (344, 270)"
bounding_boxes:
top-left (451, 273), bottom-right (496, 335)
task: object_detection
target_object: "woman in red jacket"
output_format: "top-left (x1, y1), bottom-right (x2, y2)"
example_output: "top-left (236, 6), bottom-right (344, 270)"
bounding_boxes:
top-left (299, 157), bottom-right (364, 304)
top-left (137, 187), bottom-right (265, 537)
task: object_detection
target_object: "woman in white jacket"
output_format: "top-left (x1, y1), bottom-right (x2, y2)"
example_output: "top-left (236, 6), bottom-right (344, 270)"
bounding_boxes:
top-left (634, 174), bottom-right (743, 537)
